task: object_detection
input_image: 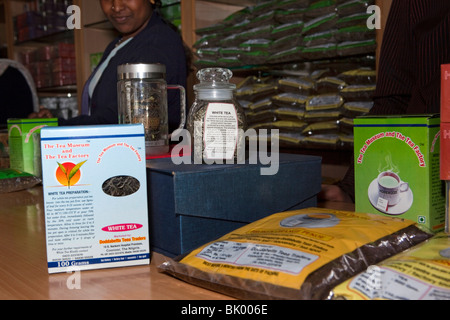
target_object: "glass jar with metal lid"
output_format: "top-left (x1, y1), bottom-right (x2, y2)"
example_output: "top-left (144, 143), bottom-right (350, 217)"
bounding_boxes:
top-left (187, 67), bottom-right (246, 163)
top-left (117, 63), bottom-right (185, 156)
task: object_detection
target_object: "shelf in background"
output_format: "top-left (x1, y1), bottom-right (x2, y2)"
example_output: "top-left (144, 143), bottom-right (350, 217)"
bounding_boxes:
top-left (200, 0), bottom-right (261, 5)
top-left (37, 84), bottom-right (77, 95)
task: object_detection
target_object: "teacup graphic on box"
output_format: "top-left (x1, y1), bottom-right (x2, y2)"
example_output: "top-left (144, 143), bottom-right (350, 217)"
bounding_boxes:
top-left (377, 171), bottom-right (409, 206)
top-left (367, 170), bottom-right (414, 215)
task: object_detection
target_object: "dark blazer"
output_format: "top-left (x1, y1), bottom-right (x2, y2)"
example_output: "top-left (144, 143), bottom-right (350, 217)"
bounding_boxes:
top-left (371, 0), bottom-right (450, 115)
top-left (61, 12), bottom-right (187, 131)
top-left (339, 0), bottom-right (450, 201)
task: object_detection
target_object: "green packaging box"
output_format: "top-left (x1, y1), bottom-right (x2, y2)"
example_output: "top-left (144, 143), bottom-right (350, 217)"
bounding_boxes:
top-left (7, 118), bottom-right (58, 176)
top-left (354, 114), bottom-right (445, 232)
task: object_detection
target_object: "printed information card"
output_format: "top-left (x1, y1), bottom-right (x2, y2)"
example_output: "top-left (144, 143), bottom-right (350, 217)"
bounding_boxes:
top-left (40, 124), bottom-right (150, 274)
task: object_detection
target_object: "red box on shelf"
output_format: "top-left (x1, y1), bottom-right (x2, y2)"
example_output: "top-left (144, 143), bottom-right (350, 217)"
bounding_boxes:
top-left (441, 64), bottom-right (450, 122)
top-left (15, 11), bottom-right (43, 30)
top-left (17, 26), bottom-right (44, 42)
top-left (52, 57), bottom-right (76, 73)
top-left (36, 45), bottom-right (56, 61)
top-left (18, 50), bottom-right (37, 65)
top-left (51, 71), bottom-right (76, 87)
top-left (441, 64), bottom-right (450, 180)
top-left (34, 74), bottom-right (52, 88)
top-left (55, 43), bottom-right (75, 58)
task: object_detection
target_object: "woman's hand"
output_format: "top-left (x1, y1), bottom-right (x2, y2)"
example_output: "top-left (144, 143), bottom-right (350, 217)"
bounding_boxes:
top-left (28, 106), bottom-right (53, 119)
top-left (318, 184), bottom-right (353, 203)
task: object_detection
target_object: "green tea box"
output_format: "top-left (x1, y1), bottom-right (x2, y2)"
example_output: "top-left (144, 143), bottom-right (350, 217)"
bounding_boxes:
top-left (8, 118), bottom-right (58, 176)
top-left (40, 124), bottom-right (149, 273)
top-left (354, 114), bottom-right (445, 232)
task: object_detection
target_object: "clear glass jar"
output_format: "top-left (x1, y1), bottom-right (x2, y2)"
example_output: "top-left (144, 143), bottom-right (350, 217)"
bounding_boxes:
top-left (117, 63), bottom-right (185, 156)
top-left (187, 68), bottom-right (246, 163)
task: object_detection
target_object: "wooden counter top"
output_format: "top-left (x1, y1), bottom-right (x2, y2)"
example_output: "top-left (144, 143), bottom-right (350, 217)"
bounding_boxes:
top-left (0, 186), bottom-right (354, 300)
top-left (0, 186), bottom-right (233, 300)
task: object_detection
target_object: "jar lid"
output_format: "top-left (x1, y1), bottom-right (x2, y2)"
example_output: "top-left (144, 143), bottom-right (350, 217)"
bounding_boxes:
top-left (194, 68), bottom-right (235, 100)
top-left (194, 68), bottom-right (235, 90)
top-left (117, 63), bottom-right (166, 80)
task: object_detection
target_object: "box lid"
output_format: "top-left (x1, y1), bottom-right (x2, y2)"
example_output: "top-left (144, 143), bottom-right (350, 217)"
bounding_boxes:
top-left (8, 118), bottom-right (58, 136)
top-left (147, 153), bottom-right (322, 222)
top-left (354, 114), bottom-right (440, 125)
top-left (7, 118), bottom-right (58, 125)
top-left (40, 123), bottom-right (144, 137)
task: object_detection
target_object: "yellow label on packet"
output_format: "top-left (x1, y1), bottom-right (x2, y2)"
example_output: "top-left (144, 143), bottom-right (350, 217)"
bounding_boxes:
top-left (180, 208), bottom-right (416, 290)
top-left (332, 233), bottom-right (450, 300)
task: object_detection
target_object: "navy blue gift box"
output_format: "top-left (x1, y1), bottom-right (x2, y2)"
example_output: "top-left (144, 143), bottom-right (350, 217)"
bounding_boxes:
top-left (146, 153), bottom-right (321, 257)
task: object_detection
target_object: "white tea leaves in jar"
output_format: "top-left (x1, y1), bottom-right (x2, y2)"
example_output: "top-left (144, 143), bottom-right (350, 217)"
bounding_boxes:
top-left (187, 68), bottom-right (246, 163)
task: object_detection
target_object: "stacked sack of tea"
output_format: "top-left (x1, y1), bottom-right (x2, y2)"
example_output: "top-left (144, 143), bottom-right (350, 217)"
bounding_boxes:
top-left (238, 57), bottom-right (376, 150)
top-left (194, 0), bottom-right (376, 68)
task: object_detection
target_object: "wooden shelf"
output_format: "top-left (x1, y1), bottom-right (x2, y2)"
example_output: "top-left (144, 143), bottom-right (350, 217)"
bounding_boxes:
top-left (14, 29), bottom-right (74, 46)
top-left (37, 85), bottom-right (77, 94)
top-left (197, 0), bottom-right (260, 5)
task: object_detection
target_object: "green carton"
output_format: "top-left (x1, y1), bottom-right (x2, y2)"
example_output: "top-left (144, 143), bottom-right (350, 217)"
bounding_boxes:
top-left (354, 114), bottom-right (445, 232)
top-left (8, 118), bottom-right (58, 176)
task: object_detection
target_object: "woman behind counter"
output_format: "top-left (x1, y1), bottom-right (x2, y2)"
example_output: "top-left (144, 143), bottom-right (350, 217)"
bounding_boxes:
top-left (31, 0), bottom-right (188, 132)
